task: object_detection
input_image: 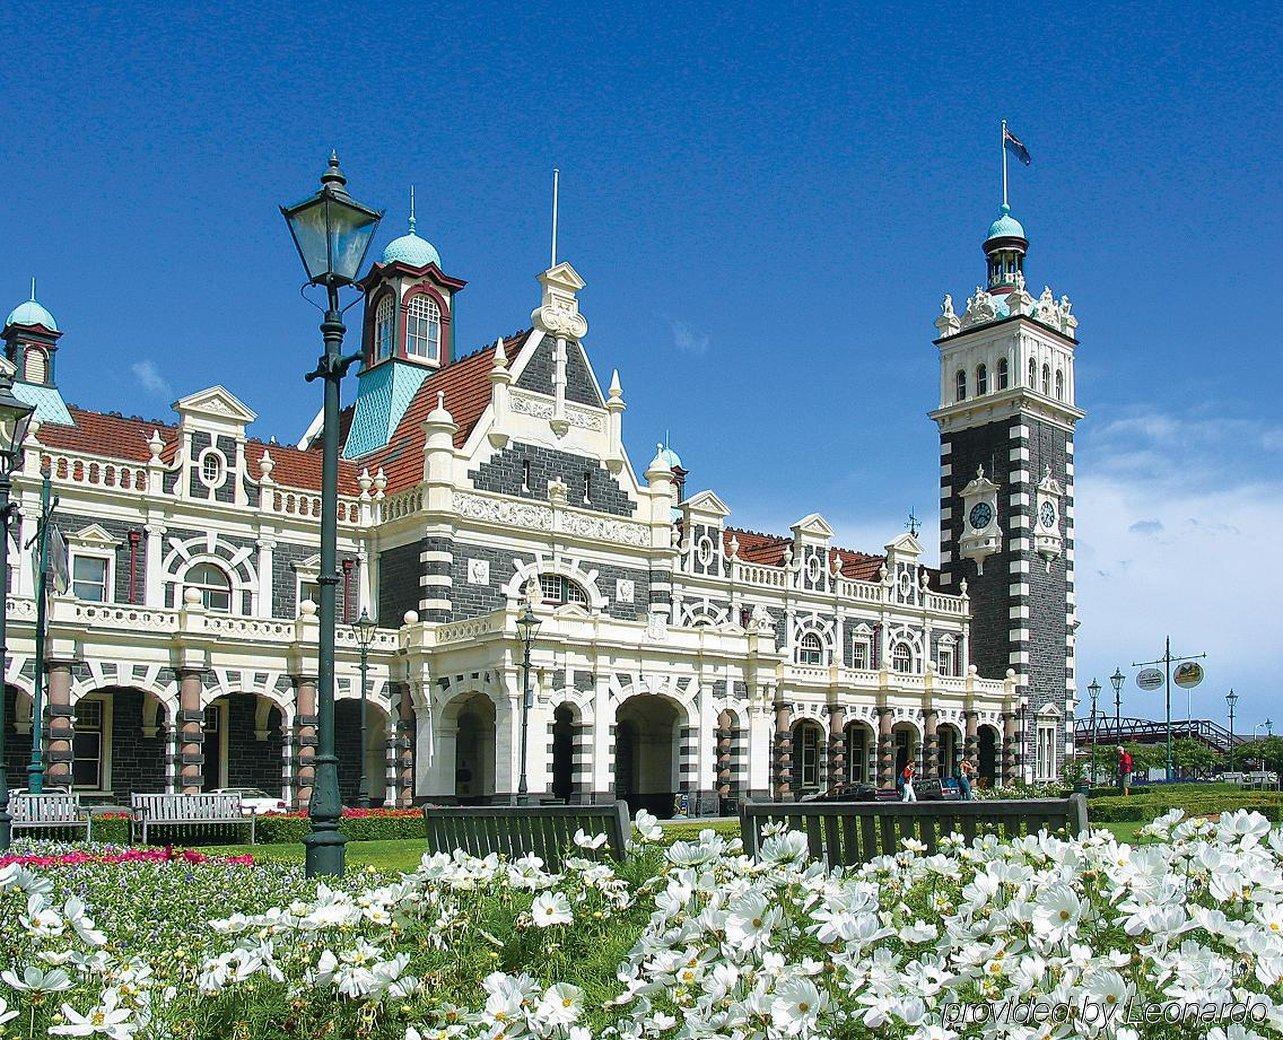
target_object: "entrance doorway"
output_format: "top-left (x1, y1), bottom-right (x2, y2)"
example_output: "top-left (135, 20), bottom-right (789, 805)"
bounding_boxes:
top-left (614, 695), bottom-right (679, 817)
top-left (453, 693), bottom-right (496, 804)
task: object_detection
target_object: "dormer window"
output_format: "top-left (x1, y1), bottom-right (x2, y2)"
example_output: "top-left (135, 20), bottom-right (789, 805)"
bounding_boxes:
top-left (198, 449), bottom-right (225, 490)
top-left (374, 295), bottom-right (395, 361)
top-left (954, 369), bottom-right (967, 402)
top-left (797, 632), bottom-right (824, 666)
top-left (23, 346), bottom-right (47, 385)
top-left (976, 363), bottom-right (988, 395)
top-left (892, 642), bottom-right (913, 673)
top-left (997, 357), bottom-right (1009, 390)
top-left (406, 295), bottom-right (441, 362)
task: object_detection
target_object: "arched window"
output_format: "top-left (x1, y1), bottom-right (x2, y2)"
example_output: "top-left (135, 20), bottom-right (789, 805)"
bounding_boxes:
top-left (185, 562), bottom-right (232, 613)
top-left (954, 369), bottom-right (967, 403)
top-left (23, 347), bottom-right (47, 385)
top-left (539, 573), bottom-right (589, 607)
top-left (797, 632), bottom-right (824, 666)
top-left (1028, 358), bottom-right (1037, 388)
top-left (996, 357), bottom-right (1009, 390)
top-left (374, 295), bottom-right (395, 360)
top-left (405, 295), bottom-right (441, 361)
top-left (892, 642), bottom-right (913, 673)
top-left (976, 363), bottom-right (988, 395)
top-left (1041, 363), bottom-right (1051, 396)
top-left (1055, 369), bottom-right (1064, 400)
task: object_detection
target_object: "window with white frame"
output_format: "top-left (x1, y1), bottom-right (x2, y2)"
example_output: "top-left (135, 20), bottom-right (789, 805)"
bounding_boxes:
top-left (976, 363), bottom-right (988, 395)
top-left (954, 369), bottom-right (967, 402)
top-left (892, 642), bottom-right (913, 673)
top-left (374, 294), bottom-right (395, 360)
top-left (185, 562), bottom-right (232, 613)
top-left (797, 632), bottom-right (824, 666)
top-left (1035, 720), bottom-right (1057, 781)
top-left (850, 638), bottom-right (871, 670)
top-left (72, 555), bottom-right (111, 602)
top-left (73, 698), bottom-right (107, 790)
top-left (539, 573), bottom-right (589, 607)
top-left (937, 638), bottom-right (956, 677)
top-left (1041, 363), bottom-right (1051, 396)
top-left (997, 356), bottom-right (1009, 390)
top-left (298, 578), bottom-right (320, 613)
top-left (23, 346), bottom-right (48, 385)
top-left (1027, 357), bottom-right (1037, 388)
top-left (846, 725), bottom-right (868, 783)
top-left (405, 295), bottom-right (441, 361)
top-left (797, 723), bottom-right (822, 789)
top-left (198, 449), bottom-right (225, 489)
top-left (1055, 368), bottom-right (1064, 400)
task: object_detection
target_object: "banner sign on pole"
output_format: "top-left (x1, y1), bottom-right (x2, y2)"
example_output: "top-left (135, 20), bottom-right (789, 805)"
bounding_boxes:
top-left (1136, 668), bottom-right (1163, 692)
top-left (1174, 662), bottom-right (1204, 689)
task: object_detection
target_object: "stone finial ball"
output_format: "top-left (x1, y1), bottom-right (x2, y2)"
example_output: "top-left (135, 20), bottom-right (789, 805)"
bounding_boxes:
top-left (183, 587), bottom-right (203, 606)
top-left (299, 598), bottom-right (317, 618)
top-left (404, 610), bottom-right (420, 625)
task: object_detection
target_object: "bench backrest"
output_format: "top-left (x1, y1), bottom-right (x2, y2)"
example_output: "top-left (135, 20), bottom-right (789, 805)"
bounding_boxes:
top-left (423, 802), bottom-right (630, 870)
top-left (740, 795), bottom-right (1088, 867)
top-left (10, 793), bottom-right (82, 824)
top-left (131, 792), bottom-right (243, 820)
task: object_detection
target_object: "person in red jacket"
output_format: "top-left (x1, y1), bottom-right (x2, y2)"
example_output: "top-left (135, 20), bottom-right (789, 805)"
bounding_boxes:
top-left (1117, 745), bottom-right (1134, 796)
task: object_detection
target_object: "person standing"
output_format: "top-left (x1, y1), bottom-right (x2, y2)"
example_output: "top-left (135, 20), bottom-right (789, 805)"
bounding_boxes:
top-left (901, 760), bottom-right (918, 803)
top-left (958, 758), bottom-right (975, 800)
top-left (1117, 745), bottom-right (1134, 797)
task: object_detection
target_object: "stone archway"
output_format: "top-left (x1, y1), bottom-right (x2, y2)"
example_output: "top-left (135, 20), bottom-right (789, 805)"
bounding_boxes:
top-left (937, 723), bottom-right (963, 779)
top-left (449, 692), bottom-right (497, 804)
top-left (977, 724), bottom-right (999, 784)
top-left (3, 685), bottom-right (32, 791)
top-left (790, 718), bottom-right (826, 795)
top-left (614, 695), bottom-right (681, 817)
top-left (71, 687), bottom-right (170, 799)
top-left (550, 703), bottom-right (576, 801)
top-left (892, 721), bottom-right (920, 781)
top-left (204, 693), bottom-right (285, 800)
top-left (843, 720), bottom-right (875, 785)
top-left (335, 698), bottom-right (390, 807)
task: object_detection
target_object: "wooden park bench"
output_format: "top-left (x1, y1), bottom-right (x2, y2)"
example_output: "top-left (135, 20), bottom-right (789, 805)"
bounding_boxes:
top-left (740, 795), bottom-right (1088, 868)
top-left (423, 801), bottom-right (630, 871)
top-left (9, 791), bottom-right (93, 840)
top-left (130, 792), bottom-right (255, 845)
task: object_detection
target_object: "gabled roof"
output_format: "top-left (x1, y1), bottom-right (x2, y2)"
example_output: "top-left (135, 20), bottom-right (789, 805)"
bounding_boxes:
top-left (724, 526), bottom-right (887, 582)
top-left (360, 330), bottom-right (533, 493)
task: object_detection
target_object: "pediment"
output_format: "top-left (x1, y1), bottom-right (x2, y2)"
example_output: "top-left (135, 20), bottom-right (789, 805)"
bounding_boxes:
top-left (175, 385), bottom-right (258, 430)
top-left (790, 513), bottom-right (834, 539)
top-left (683, 489), bottom-right (731, 519)
top-left (68, 523), bottom-right (122, 548)
top-left (540, 261), bottom-right (586, 292)
top-left (885, 532), bottom-right (923, 556)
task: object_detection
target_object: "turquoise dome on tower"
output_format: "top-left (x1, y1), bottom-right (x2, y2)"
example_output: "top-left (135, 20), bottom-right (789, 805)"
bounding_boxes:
top-left (380, 191), bottom-right (439, 269)
top-left (5, 293), bottom-right (57, 332)
top-left (659, 446), bottom-right (682, 470)
top-left (986, 204), bottom-right (1026, 242)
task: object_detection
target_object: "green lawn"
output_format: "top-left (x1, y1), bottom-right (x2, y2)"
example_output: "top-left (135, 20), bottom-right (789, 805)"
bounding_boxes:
top-left (204, 819), bottom-right (1152, 872)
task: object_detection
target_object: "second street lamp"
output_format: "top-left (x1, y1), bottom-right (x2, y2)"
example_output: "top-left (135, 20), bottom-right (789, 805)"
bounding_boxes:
top-left (1110, 667), bottom-right (1125, 729)
top-left (0, 374), bottom-right (35, 852)
top-left (1226, 689), bottom-right (1238, 772)
top-left (515, 603), bottom-right (541, 804)
top-left (1088, 678), bottom-right (1101, 785)
top-left (280, 154), bottom-right (382, 877)
top-left (353, 609), bottom-right (377, 808)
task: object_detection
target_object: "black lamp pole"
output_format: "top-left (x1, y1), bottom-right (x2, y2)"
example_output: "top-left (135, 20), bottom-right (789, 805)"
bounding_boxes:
top-left (353, 609), bottom-right (376, 808)
top-left (27, 467), bottom-right (56, 793)
top-left (515, 603), bottom-right (541, 804)
top-left (1110, 667), bottom-right (1124, 730)
top-left (281, 154), bottom-right (382, 876)
top-left (0, 374), bottom-right (35, 851)
top-left (1088, 678), bottom-right (1101, 785)
top-left (1226, 689), bottom-right (1237, 771)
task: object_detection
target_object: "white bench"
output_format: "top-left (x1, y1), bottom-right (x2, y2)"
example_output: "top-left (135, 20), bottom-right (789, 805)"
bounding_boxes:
top-left (9, 791), bottom-right (93, 840)
top-left (130, 792), bottom-right (255, 845)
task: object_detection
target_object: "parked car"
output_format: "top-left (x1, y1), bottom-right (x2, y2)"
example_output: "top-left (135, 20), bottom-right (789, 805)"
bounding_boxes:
top-left (212, 787), bottom-right (287, 815)
top-left (914, 777), bottom-right (961, 801)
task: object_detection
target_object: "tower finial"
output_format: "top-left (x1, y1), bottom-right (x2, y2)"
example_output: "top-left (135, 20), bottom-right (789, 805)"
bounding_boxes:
top-left (408, 185), bottom-right (416, 234)
top-left (30, 276), bottom-right (36, 301)
top-left (550, 167), bottom-right (560, 268)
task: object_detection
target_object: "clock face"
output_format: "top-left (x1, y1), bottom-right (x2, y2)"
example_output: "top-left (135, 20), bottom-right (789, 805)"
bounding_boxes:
top-left (968, 502), bottom-right (993, 530)
top-left (1039, 501), bottom-right (1057, 529)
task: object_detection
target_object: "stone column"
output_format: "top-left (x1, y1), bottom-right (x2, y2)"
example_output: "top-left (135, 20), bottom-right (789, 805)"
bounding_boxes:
top-left (923, 708), bottom-right (939, 779)
top-left (177, 668), bottom-right (205, 794)
top-left (396, 682), bottom-right (416, 808)
top-left (45, 660), bottom-right (75, 789)
top-left (772, 701), bottom-right (792, 800)
top-left (294, 676), bottom-right (318, 810)
top-left (877, 706), bottom-right (894, 788)
top-left (1001, 711), bottom-right (1017, 786)
top-left (963, 710), bottom-right (978, 769)
top-left (826, 704), bottom-right (846, 790)
top-left (715, 709), bottom-right (733, 809)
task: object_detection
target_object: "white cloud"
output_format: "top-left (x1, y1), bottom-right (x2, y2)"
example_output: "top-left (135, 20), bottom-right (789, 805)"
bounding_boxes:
top-left (670, 320), bottom-right (709, 355)
top-left (131, 360), bottom-right (172, 398)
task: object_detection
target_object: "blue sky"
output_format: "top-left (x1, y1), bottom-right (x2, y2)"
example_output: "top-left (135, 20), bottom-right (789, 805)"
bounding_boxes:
top-left (2, 2), bottom-right (1279, 724)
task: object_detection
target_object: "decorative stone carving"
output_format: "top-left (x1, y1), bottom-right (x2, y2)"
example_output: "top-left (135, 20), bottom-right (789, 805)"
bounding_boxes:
top-left (957, 464), bottom-right (1002, 575)
top-left (615, 578), bottom-right (634, 603)
top-left (961, 286), bottom-right (997, 328)
top-left (935, 293), bottom-right (961, 338)
top-left (466, 558), bottom-right (491, 586)
top-left (530, 262), bottom-right (589, 340)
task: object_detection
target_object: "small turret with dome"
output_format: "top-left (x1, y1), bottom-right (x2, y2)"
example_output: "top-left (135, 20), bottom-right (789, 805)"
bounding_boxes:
top-left (2, 279), bottom-right (72, 425)
top-left (983, 203), bottom-right (1028, 294)
top-left (379, 188), bottom-right (441, 270)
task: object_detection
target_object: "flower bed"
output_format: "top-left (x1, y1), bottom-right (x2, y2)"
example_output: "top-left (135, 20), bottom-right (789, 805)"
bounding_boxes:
top-left (0, 843), bottom-right (254, 868)
top-left (2, 809), bottom-right (1282, 1038)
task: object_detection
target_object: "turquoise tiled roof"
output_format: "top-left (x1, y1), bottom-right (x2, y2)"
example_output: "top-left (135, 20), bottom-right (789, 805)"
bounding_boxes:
top-left (5, 298), bottom-right (57, 332)
top-left (343, 361), bottom-right (429, 458)
top-left (986, 204), bottom-right (1026, 241)
top-left (14, 382), bottom-right (72, 426)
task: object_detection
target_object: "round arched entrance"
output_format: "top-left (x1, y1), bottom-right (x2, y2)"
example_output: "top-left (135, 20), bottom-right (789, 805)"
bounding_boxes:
top-left (977, 724), bottom-right (999, 784)
top-left (451, 693), bottom-right (496, 804)
top-left (937, 723), bottom-right (962, 779)
top-left (614, 695), bottom-right (680, 817)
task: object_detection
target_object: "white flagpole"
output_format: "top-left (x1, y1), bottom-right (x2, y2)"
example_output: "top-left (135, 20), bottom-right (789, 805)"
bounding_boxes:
top-left (550, 168), bottom-right (560, 268)
top-left (1001, 119), bottom-right (1008, 208)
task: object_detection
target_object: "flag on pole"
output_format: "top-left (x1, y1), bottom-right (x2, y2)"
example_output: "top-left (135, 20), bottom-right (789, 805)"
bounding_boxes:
top-left (49, 525), bottom-right (70, 595)
top-left (1003, 126), bottom-right (1032, 166)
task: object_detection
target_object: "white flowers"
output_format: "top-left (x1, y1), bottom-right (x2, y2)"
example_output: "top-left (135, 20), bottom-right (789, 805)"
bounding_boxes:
top-left (530, 891), bottom-right (574, 928)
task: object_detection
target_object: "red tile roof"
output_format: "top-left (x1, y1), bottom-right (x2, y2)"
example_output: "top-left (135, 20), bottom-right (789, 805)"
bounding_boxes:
top-left (359, 330), bottom-right (532, 492)
top-left (724, 526), bottom-right (890, 582)
top-left (37, 407), bottom-right (360, 495)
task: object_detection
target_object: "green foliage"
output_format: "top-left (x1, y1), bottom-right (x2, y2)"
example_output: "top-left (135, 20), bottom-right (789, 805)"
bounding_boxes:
top-left (1088, 786), bottom-right (1283, 822)
top-left (1171, 736), bottom-right (1222, 775)
top-left (1235, 735), bottom-right (1283, 771)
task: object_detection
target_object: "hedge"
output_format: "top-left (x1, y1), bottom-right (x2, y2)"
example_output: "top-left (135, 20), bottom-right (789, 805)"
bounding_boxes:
top-left (1087, 790), bottom-right (1283, 822)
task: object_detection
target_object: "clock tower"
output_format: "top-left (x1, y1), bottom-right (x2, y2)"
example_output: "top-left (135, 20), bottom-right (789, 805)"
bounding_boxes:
top-left (930, 204), bottom-right (1083, 783)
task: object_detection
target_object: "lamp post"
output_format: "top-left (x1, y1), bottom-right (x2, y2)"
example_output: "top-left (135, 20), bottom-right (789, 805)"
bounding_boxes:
top-left (352, 609), bottom-right (377, 808)
top-left (27, 466), bottom-right (57, 793)
top-left (515, 603), bottom-right (541, 804)
top-left (1088, 678), bottom-right (1101, 785)
top-left (1110, 668), bottom-right (1125, 730)
top-left (1226, 689), bottom-right (1238, 772)
top-left (281, 153), bottom-right (382, 877)
top-left (0, 375), bottom-right (35, 851)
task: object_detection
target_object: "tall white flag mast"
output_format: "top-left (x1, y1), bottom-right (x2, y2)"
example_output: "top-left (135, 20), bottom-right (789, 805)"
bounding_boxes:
top-left (1001, 118), bottom-right (1009, 208)
top-left (550, 167), bottom-right (560, 268)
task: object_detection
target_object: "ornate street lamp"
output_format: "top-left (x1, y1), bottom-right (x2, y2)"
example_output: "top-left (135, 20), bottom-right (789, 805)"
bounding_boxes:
top-left (281, 154), bottom-right (382, 877)
top-left (352, 609), bottom-right (377, 808)
top-left (1226, 689), bottom-right (1238, 772)
top-left (515, 603), bottom-right (541, 804)
top-left (1110, 667), bottom-right (1125, 729)
top-left (0, 374), bottom-right (35, 851)
top-left (1087, 678), bottom-right (1101, 785)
